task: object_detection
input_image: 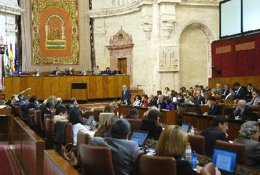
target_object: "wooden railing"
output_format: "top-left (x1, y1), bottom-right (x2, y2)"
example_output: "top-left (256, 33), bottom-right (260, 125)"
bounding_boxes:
top-left (11, 116), bottom-right (45, 175)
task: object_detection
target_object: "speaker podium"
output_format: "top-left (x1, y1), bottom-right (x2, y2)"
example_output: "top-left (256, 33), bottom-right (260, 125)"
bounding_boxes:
top-left (71, 83), bottom-right (88, 100)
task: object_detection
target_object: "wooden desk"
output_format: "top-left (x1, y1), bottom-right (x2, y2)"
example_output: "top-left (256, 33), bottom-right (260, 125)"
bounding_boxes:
top-left (116, 106), bottom-right (178, 125)
top-left (4, 75), bottom-right (130, 101)
top-left (44, 150), bottom-right (80, 175)
top-left (182, 112), bottom-right (244, 140)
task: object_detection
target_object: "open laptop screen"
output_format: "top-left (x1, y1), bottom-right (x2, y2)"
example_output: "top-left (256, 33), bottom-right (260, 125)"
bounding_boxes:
top-left (212, 148), bottom-right (237, 174)
top-left (181, 123), bottom-right (190, 133)
top-left (130, 131), bottom-right (148, 147)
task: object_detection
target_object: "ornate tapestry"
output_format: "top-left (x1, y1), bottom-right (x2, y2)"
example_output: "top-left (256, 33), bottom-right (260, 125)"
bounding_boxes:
top-left (32, 0), bottom-right (79, 65)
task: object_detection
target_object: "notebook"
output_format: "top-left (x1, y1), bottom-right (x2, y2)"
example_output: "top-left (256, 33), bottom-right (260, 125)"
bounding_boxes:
top-left (130, 131), bottom-right (149, 147)
top-left (181, 123), bottom-right (190, 133)
top-left (212, 148), bottom-right (237, 174)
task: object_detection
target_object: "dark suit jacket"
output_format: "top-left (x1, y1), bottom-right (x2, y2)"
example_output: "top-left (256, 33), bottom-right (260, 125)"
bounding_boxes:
top-left (194, 96), bottom-right (206, 105)
top-left (121, 90), bottom-right (131, 105)
top-left (208, 105), bottom-right (222, 116)
top-left (201, 127), bottom-right (228, 157)
top-left (222, 89), bottom-right (230, 98)
top-left (102, 70), bottom-right (112, 75)
top-left (234, 86), bottom-right (247, 100)
top-left (176, 158), bottom-right (198, 175)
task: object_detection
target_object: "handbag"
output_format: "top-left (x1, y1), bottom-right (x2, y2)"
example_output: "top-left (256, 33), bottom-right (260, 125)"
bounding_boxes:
top-left (60, 143), bottom-right (78, 166)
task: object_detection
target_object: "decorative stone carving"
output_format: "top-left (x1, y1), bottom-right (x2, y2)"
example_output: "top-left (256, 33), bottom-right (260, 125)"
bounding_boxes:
top-left (106, 28), bottom-right (134, 81)
top-left (161, 15), bottom-right (175, 40)
top-left (159, 46), bottom-right (179, 72)
top-left (141, 15), bottom-right (152, 39)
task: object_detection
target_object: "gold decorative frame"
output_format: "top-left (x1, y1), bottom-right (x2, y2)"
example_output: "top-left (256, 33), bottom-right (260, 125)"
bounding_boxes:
top-left (31, 0), bottom-right (79, 65)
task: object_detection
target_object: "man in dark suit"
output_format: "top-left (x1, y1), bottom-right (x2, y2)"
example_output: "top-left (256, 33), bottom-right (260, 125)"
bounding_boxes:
top-left (207, 96), bottom-right (222, 116)
top-left (120, 85), bottom-right (131, 105)
top-left (233, 82), bottom-right (247, 100)
top-left (201, 116), bottom-right (229, 157)
top-left (112, 68), bottom-right (122, 75)
top-left (65, 67), bottom-right (74, 75)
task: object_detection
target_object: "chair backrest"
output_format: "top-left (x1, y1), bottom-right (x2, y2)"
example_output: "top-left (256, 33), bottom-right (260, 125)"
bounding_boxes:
top-left (79, 144), bottom-right (115, 175)
top-left (63, 122), bottom-right (73, 146)
top-left (126, 118), bottom-right (142, 131)
top-left (34, 109), bottom-right (44, 131)
top-left (201, 162), bottom-right (216, 175)
top-left (188, 134), bottom-right (206, 155)
top-left (28, 108), bottom-right (35, 127)
top-left (137, 154), bottom-right (176, 175)
top-left (215, 140), bottom-right (245, 165)
top-left (14, 105), bottom-right (24, 119)
top-left (77, 131), bottom-right (91, 151)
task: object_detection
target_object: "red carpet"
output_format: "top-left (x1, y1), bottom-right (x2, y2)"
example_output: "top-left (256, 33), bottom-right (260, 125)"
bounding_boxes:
top-left (0, 145), bottom-right (22, 175)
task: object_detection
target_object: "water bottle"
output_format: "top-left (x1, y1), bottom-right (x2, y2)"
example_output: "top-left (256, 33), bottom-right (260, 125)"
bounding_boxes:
top-left (191, 151), bottom-right (198, 169)
top-left (185, 143), bottom-right (192, 163)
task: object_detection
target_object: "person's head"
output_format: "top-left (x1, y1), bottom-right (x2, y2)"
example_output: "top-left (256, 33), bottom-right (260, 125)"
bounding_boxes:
top-left (157, 90), bottom-right (162, 96)
top-left (224, 84), bottom-right (230, 90)
top-left (239, 121), bottom-right (259, 140)
top-left (55, 104), bottom-right (68, 116)
top-left (122, 85), bottom-right (127, 91)
top-left (233, 82), bottom-right (241, 90)
top-left (237, 99), bottom-right (247, 110)
top-left (252, 90), bottom-right (259, 99)
top-left (216, 83), bottom-right (221, 89)
top-left (29, 96), bottom-right (37, 103)
top-left (69, 108), bottom-right (83, 125)
top-left (147, 109), bottom-right (161, 122)
top-left (45, 101), bottom-right (54, 109)
top-left (127, 108), bottom-right (138, 119)
top-left (211, 115), bottom-right (228, 133)
top-left (104, 105), bottom-right (112, 112)
top-left (111, 119), bottom-right (131, 139)
top-left (70, 98), bottom-right (78, 106)
top-left (165, 87), bottom-right (170, 92)
top-left (18, 94), bottom-right (24, 100)
top-left (156, 125), bottom-right (188, 158)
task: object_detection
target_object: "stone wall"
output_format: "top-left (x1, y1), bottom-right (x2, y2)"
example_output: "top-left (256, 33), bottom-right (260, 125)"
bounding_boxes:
top-left (90, 0), bottom-right (220, 94)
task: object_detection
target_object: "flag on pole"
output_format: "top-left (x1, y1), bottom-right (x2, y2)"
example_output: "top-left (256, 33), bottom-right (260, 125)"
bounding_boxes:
top-left (9, 43), bottom-right (15, 74)
top-left (15, 45), bottom-right (19, 75)
top-left (4, 44), bottom-right (10, 76)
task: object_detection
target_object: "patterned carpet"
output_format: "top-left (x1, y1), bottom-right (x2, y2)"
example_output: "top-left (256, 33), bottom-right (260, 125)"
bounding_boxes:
top-left (0, 145), bottom-right (23, 175)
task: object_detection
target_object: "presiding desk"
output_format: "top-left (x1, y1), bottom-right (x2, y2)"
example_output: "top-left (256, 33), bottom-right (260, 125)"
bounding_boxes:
top-left (182, 112), bottom-right (245, 140)
top-left (4, 75), bottom-right (130, 101)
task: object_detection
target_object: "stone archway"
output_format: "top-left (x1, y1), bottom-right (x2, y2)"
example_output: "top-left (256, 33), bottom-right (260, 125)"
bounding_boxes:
top-left (106, 28), bottom-right (134, 81)
top-left (176, 22), bottom-right (216, 88)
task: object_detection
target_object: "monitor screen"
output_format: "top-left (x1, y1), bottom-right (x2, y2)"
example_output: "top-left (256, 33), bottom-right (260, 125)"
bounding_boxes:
top-left (130, 131), bottom-right (148, 147)
top-left (181, 123), bottom-right (190, 133)
top-left (212, 148), bottom-right (237, 174)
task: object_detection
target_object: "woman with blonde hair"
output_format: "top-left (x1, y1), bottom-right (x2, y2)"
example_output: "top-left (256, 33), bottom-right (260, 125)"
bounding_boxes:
top-left (156, 125), bottom-right (198, 175)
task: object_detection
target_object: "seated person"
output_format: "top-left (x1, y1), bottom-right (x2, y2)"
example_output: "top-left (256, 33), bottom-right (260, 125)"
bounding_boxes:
top-left (132, 95), bottom-right (142, 107)
top-left (33, 68), bottom-right (41, 76)
top-left (233, 99), bottom-right (254, 120)
top-left (101, 67), bottom-right (112, 75)
top-left (67, 98), bottom-right (79, 112)
top-left (193, 90), bottom-right (206, 105)
top-left (201, 115), bottom-right (229, 157)
top-left (204, 96), bottom-right (222, 116)
top-left (125, 108), bottom-right (139, 119)
top-left (64, 67), bottom-right (74, 75)
top-left (92, 65), bottom-right (101, 75)
top-left (53, 105), bottom-right (68, 123)
top-left (112, 68), bottom-right (122, 75)
top-left (51, 66), bottom-right (62, 76)
top-left (69, 108), bottom-right (94, 145)
top-left (18, 94), bottom-right (29, 119)
top-left (141, 109), bottom-right (162, 140)
top-left (94, 113), bottom-right (117, 137)
top-left (234, 121), bottom-right (260, 169)
top-left (90, 119), bottom-right (140, 175)
top-left (247, 90), bottom-right (260, 106)
top-left (156, 125), bottom-right (199, 175)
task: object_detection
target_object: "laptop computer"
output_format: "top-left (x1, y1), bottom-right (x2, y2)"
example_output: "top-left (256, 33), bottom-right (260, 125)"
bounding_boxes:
top-left (181, 123), bottom-right (190, 133)
top-left (130, 131), bottom-right (149, 147)
top-left (212, 148), bottom-right (237, 175)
